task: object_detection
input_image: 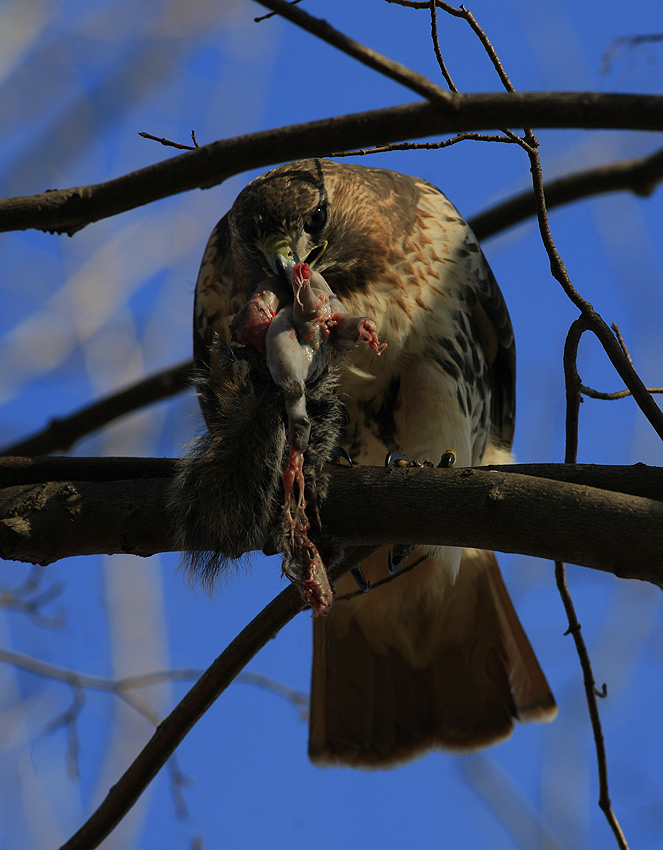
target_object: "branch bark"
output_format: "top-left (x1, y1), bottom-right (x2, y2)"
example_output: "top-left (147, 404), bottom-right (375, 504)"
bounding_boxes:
top-left (1, 93), bottom-right (661, 236)
top-left (1, 459), bottom-right (662, 586)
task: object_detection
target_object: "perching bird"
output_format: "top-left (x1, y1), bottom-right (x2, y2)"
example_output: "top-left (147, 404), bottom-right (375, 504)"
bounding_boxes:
top-left (174, 158), bottom-right (557, 768)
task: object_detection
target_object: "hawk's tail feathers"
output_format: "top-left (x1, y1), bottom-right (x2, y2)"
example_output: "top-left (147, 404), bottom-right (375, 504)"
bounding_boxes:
top-left (309, 547), bottom-right (555, 768)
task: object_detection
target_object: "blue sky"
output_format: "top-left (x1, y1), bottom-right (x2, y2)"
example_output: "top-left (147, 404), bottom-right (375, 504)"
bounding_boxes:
top-left (1, 1), bottom-right (662, 849)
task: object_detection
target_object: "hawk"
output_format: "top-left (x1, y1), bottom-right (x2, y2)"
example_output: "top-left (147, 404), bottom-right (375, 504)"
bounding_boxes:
top-left (174, 158), bottom-right (557, 767)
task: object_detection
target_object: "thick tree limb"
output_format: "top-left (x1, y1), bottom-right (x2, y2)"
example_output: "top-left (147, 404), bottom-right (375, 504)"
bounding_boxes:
top-left (1, 93), bottom-right (661, 236)
top-left (1, 460), bottom-right (661, 586)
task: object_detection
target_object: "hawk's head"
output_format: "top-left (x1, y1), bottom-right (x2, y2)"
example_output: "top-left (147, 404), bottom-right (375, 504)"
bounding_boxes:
top-left (227, 158), bottom-right (421, 302)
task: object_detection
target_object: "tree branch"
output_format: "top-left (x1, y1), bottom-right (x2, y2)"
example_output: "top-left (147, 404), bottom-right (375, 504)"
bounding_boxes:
top-left (1, 460), bottom-right (662, 585)
top-left (1, 93), bottom-right (661, 236)
top-left (468, 145), bottom-right (663, 241)
top-left (58, 542), bottom-right (375, 850)
top-left (58, 583), bottom-right (305, 850)
top-left (1, 361), bottom-right (193, 457)
top-left (253, 0), bottom-right (453, 103)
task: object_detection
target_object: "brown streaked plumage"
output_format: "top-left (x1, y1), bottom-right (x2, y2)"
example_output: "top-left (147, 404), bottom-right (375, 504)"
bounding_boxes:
top-left (179, 158), bottom-right (556, 767)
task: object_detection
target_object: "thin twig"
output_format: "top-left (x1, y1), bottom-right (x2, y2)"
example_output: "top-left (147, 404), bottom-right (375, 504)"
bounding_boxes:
top-left (459, 754), bottom-right (567, 850)
top-left (562, 317), bottom-right (587, 464)
top-left (0, 645), bottom-right (200, 697)
top-left (138, 132), bottom-right (197, 151)
top-left (0, 645), bottom-right (307, 716)
top-left (566, 319), bottom-right (662, 416)
top-left (611, 322), bottom-right (634, 366)
top-left (253, 0), bottom-right (453, 104)
top-left (601, 32), bottom-right (663, 76)
top-left (581, 385), bottom-right (663, 400)
top-left (330, 132), bottom-right (516, 157)
top-left (0, 565), bottom-right (64, 628)
top-left (429, 0), bottom-right (458, 91)
top-left (254, 0), bottom-right (302, 22)
top-left (554, 558), bottom-right (628, 849)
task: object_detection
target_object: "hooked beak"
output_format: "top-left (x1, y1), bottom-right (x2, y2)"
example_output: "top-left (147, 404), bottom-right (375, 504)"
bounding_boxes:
top-left (265, 236), bottom-right (297, 283)
top-left (263, 237), bottom-right (328, 283)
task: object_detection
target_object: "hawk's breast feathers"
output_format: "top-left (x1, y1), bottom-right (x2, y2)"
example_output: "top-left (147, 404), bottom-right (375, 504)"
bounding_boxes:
top-left (193, 158), bottom-right (514, 470)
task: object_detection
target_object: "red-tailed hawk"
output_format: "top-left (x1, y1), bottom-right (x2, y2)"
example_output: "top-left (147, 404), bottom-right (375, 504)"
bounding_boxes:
top-left (174, 158), bottom-right (556, 767)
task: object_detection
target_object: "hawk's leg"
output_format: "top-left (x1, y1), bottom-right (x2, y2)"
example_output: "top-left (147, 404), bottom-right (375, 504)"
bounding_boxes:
top-left (384, 449), bottom-right (434, 470)
top-left (327, 445), bottom-right (353, 466)
top-left (438, 449), bottom-right (457, 469)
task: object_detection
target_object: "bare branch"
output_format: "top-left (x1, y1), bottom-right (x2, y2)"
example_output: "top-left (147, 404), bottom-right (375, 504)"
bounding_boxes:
top-left (254, 0), bottom-right (302, 23)
top-left (0, 645), bottom-right (200, 694)
top-left (4, 455), bottom-right (663, 496)
top-left (611, 321), bottom-right (635, 366)
top-left (601, 32), bottom-right (663, 76)
top-left (428, 0), bottom-right (458, 91)
top-left (562, 317), bottom-right (586, 464)
top-left (1, 93), bottom-right (661, 236)
top-left (58, 544), bottom-right (374, 850)
top-left (138, 132), bottom-right (197, 151)
top-left (252, 0), bottom-right (453, 103)
top-left (0, 455), bottom-right (177, 485)
top-left (581, 385), bottom-right (663, 400)
top-left (0, 565), bottom-right (64, 628)
top-left (468, 145), bottom-right (663, 241)
top-left (559, 317), bottom-right (629, 849)
top-left (330, 132), bottom-right (516, 157)
top-left (1, 361), bottom-right (193, 457)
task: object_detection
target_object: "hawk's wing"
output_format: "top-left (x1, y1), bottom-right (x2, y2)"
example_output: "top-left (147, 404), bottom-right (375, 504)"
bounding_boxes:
top-left (192, 211), bottom-right (260, 426)
top-left (422, 172), bottom-right (516, 457)
top-left (467, 245), bottom-right (515, 456)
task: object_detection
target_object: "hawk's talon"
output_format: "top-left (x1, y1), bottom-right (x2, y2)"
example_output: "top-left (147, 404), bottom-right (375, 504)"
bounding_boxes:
top-left (351, 566), bottom-right (371, 593)
top-left (328, 446), bottom-right (354, 466)
top-left (387, 550), bottom-right (403, 575)
top-left (438, 449), bottom-right (457, 469)
top-left (385, 449), bottom-right (410, 468)
top-left (385, 450), bottom-right (432, 469)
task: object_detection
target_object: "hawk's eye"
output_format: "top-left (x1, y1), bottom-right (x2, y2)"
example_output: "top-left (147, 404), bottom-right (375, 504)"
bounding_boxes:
top-left (304, 206), bottom-right (327, 233)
